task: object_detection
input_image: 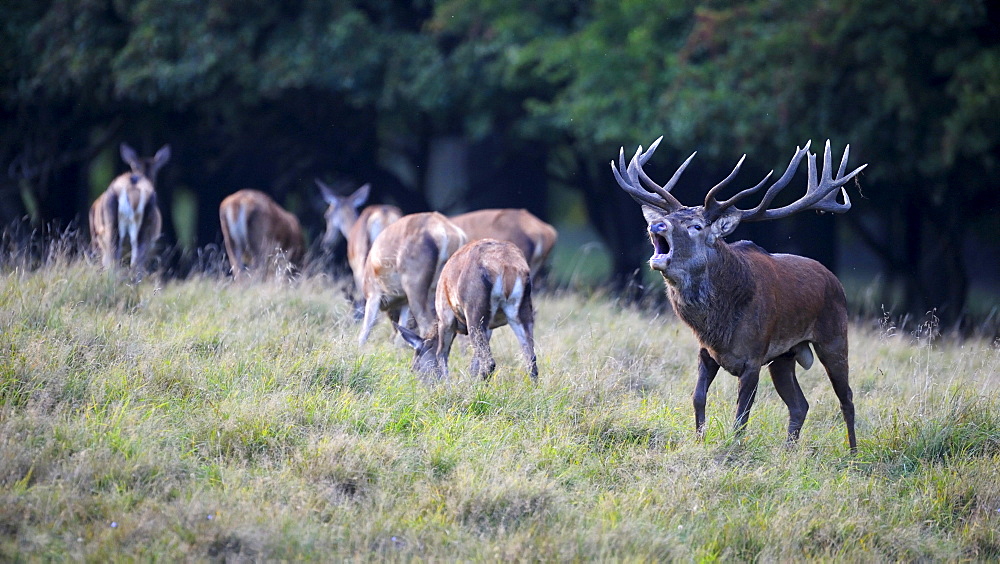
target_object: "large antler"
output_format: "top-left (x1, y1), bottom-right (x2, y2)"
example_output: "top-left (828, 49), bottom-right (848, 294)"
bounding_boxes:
top-left (704, 140), bottom-right (868, 223)
top-left (611, 136), bottom-right (693, 212)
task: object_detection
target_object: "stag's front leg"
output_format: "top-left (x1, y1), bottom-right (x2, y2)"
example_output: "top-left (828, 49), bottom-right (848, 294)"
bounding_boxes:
top-left (733, 365), bottom-right (761, 437)
top-left (694, 349), bottom-right (720, 438)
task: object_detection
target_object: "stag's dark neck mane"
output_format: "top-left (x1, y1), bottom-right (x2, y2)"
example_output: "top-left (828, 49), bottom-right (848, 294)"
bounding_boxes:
top-left (667, 240), bottom-right (760, 350)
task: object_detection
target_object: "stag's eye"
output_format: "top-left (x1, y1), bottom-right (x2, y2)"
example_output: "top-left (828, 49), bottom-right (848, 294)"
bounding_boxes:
top-left (689, 224), bottom-right (703, 232)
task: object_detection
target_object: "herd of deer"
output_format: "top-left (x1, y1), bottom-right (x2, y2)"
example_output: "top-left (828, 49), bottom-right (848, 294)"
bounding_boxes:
top-left (89, 139), bottom-right (866, 451)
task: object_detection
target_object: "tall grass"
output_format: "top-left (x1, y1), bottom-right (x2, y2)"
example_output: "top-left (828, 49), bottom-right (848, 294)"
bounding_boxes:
top-left (1, 248), bottom-right (999, 560)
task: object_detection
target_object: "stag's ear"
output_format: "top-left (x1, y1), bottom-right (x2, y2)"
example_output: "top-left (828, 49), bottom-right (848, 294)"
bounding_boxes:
top-left (708, 210), bottom-right (741, 245)
top-left (641, 205), bottom-right (666, 226)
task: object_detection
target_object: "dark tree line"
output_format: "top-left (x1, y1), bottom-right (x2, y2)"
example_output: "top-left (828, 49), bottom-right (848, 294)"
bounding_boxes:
top-left (1, 0), bottom-right (998, 325)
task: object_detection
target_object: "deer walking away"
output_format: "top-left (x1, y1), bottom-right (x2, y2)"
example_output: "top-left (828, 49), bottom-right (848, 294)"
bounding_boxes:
top-left (613, 137), bottom-right (866, 452)
top-left (398, 238), bottom-right (538, 382)
top-left (89, 143), bottom-right (170, 271)
top-left (219, 189), bottom-right (306, 280)
top-left (358, 211), bottom-right (467, 346)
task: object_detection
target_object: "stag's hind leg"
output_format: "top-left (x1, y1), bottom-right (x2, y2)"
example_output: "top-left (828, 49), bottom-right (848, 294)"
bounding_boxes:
top-left (813, 338), bottom-right (857, 453)
top-left (769, 353), bottom-right (809, 444)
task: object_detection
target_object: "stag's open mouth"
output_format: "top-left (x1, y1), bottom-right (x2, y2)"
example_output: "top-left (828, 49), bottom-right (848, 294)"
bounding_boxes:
top-left (649, 232), bottom-right (670, 271)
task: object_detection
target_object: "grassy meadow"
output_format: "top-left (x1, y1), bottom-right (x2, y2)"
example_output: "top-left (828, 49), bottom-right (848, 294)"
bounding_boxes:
top-left (2, 251), bottom-right (1000, 561)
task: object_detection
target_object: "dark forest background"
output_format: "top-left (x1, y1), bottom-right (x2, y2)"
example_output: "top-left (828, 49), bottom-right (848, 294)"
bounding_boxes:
top-left (1, 0), bottom-right (998, 327)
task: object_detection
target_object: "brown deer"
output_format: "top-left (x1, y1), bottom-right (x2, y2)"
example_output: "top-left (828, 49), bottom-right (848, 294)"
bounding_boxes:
top-left (612, 137), bottom-right (866, 452)
top-left (397, 238), bottom-right (538, 382)
top-left (317, 180), bottom-right (403, 303)
top-left (358, 212), bottom-right (467, 345)
top-left (219, 189), bottom-right (305, 279)
top-left (449, 209), bottom-right (558, 277)
top-left (89, 143), bottom-right (170, 271)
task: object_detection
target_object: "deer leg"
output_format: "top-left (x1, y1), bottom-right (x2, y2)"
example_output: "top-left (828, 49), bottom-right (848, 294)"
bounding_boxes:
top-left (769, 354), bottom-right (809, 444)
top-left (468, 313), bottom-right (495, 380)
top-left (223, 237), bottom-right (240, 278)
top-left (436, 314), bottom-right (457, 381)
top-left (733, 365), bottom-right (761, 437)
top-left (694, 348), bottom-right (720, 438)
top-left (507, 293), bottom-right (537, 383)
top-left (358, 295), bottom-right (382, 346)
top-left (814, 340), bottom-right (857, 453)
top-left (401, 270), bottom-right (435, 337)
top-left (100, 238), bottom-right (115, 269)
top-left (506, 317), bottom-right (537, 383)
top-left (116, 231), bottom-right (126, 265)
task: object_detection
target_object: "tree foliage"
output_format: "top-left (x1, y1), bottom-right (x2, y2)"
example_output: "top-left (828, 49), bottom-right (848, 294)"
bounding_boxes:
top-left (1, 0), bottom-right (997, 322)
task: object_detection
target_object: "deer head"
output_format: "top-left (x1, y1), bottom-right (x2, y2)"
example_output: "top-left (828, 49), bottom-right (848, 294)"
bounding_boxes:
top-left (120, 143), bottom-right (171, 184)
top-left (317, 180), bottom-right (370, 248)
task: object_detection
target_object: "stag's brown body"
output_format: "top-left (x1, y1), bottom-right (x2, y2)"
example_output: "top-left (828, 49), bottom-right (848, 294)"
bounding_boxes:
top-left (358, 211), bottom-right (467, 345)
top-left (614, 137), bottom-right (865, 452)
top-left (399, 239), bottom-right (538, 382)
top-left (674, 241), bottom-right (847, 373)
top-left (219, 189), bottom-right (305, 279)
top-left (450, 209), bottom-right (557, 277)
top-left (89, 143), bottom-right (170, 271)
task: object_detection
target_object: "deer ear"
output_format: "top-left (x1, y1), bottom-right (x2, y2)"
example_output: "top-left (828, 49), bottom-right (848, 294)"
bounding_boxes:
top-left (394, 323), bottom-right (425, 350)
top-left (708, 210), bottom-right (741, 244)
top-left (149, 145), bottom-right (171, 178)
top-left (349, 183), bottom-right (371, 209)
top-left (315, 179), bottom-right (337, 205)
top-left (120, 143), bottom-right (139, 168)
top-left (641, 205), bottom-right (665, 226)
top-left (153, 145), bottom-right (171, 166)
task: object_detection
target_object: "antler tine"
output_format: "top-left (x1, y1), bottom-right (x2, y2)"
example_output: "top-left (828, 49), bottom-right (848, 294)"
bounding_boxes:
top-left (609, 138), bottom-right (685, 212)
top-left (704, 154), bottom-right (747, 204)
top-left (704, 170), bottom-right (773, 220)
top-left (702, 153), bottom-right (769, 220)
top-left (611, 147), bottom-right (673, 210)
top-left (742, 140), bottom-right (867, 222)
top-left (627, 145), bottom-right (679, 207)
top-left (703, 143), bottom-right (810, 221)
top-left (631, 136), bottom-right (687, 208)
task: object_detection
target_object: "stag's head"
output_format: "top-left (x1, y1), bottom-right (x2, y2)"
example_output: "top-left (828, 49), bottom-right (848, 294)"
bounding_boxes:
top-left (317, 181), bottom-right (370, 248)
top-left (612, 137), bottom-right (866, 284)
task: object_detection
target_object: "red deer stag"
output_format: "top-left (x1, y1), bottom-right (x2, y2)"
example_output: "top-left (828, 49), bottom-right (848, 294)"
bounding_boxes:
top-left (358, 212), bottom-right (467, 345)
top-left (89, 143), bottom-right (170, 271)
top-left (397, 239), bottom-right (538, 382)
top-left (219, 189), bottom-right (305, 279)
top-left (449, 209), bottom-right (558, 277)
top-left (612, 137), bottom-right (866, 452)
top-left (317, 180), bottom-right (403, 303)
